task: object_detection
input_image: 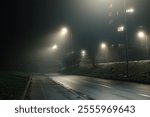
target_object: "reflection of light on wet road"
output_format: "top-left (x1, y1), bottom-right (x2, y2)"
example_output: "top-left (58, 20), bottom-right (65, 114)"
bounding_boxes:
top-left (139, 94), bottom-right (150, 98)
top-left (49, 75), bottom-right (150, 100)
top-left (99, 84), bottom-right (112, 89)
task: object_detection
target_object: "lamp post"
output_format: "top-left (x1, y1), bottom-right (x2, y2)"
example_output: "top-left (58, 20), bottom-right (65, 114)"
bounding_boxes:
top-left (112, 0), bottom-right (134, 77)
top-left (61, 27), bottom-right (73, 52)
top-left (123, 0), bottom-right (129, 78)
top-left (61, 27), bottom-right (74, 67)
top-left (123, 0), bottom-right (134, 78)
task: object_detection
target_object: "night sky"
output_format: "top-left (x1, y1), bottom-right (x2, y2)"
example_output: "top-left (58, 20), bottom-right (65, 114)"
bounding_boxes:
top-left (1, 0), bottom-right (150, 71)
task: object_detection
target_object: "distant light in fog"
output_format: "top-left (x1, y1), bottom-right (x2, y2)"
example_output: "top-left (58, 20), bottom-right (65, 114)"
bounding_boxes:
top-left (117, 25), bottom-right (124, 32)
top-left (100, 43), bottom-right (107, 49)
top-left (137, 31), bottom-right (145, 38)
top-left (126, 8), bottom-right (134, 13)
top-left (52, 45), bottom-right (58, 50)
top-left (61, 27), bottom-right (68, 35)
top-left (81, 50), bottom-right (86, 57)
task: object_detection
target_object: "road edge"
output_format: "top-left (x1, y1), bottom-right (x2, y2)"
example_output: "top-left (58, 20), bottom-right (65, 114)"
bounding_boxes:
top-left (21, 77), bottom-right (32, 100)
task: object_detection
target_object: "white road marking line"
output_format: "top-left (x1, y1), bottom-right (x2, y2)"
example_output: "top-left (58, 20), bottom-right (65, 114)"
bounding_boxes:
top-left (100, 84), bottom-right (112, 89)
top-left (139, 93), bottom-right (150, 98)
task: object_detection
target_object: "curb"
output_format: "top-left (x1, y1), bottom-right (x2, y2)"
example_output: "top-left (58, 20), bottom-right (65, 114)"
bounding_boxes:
top-left (48, 78), bottom-right (93, 100)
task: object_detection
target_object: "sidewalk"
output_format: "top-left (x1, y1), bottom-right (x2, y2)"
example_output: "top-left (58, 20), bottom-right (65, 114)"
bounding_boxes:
top-left (30, 75), bottom-right (86, 100)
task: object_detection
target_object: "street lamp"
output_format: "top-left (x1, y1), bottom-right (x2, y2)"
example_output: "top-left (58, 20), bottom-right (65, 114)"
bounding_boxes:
top-left (137, 31), bottom-right (148, 60)
top-left (81, 50), bottom-right (86, 57)
top-left (61, 27), bottom-right (68, 35)
top-left (123, 1), bottom-right (134, 78)
top-left (138, 31), bottom-right (145, 38)
top-left (126, 8), bottom-right (134, 13)
top-left (52, 44), bottom-right (58, 50)
top-left (60, 26), bottom-right (74, 66)
top-left (100, 42), bottom-right (108, 62)
top-left (61, 26), bottom-right (73, 51)
top-left (117, 25), bottom-right (125, 32)
top-left (101, 43), bottom-right (107, 49)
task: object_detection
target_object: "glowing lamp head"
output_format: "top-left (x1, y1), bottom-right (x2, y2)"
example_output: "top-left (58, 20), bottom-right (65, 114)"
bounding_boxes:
top-left (52, 45), bottom-right (57, 50)
top-left (117, 26), bottom-right (124, 32)
top-left (81, 50), bottom-right (86, 57)
top-left (126, 8), bottom-right (134, 13)
top-left (81, 50), bottom-right (85, 54)
top-left (61, 27), bottom-right (68, 35)
top-left (138, 31), bottom-right (145, 38)
top-left (101, 43), bottom-right (106, 49)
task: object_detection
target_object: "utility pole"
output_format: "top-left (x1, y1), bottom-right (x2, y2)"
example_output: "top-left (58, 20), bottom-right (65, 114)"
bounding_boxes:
top-left (124, 0), bottom-right (129, 78)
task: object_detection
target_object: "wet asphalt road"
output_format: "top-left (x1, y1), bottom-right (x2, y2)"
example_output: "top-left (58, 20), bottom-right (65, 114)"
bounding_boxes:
top-left (48, 74), bottom-right (150, 100)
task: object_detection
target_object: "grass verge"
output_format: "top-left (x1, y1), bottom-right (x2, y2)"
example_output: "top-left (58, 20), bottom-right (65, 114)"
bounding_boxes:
top-left (0, 71), bottom-right (30, 99)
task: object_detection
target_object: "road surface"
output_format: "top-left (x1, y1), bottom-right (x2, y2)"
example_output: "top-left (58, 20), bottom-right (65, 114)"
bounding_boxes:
top-left (47, 74), bottom-right (150, 100)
